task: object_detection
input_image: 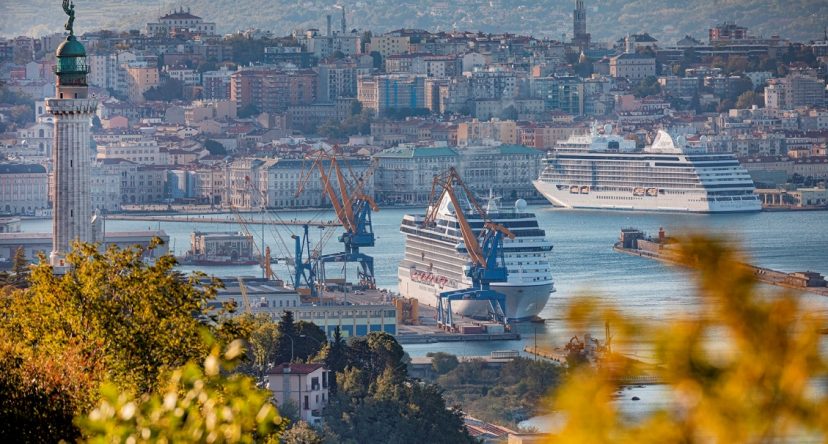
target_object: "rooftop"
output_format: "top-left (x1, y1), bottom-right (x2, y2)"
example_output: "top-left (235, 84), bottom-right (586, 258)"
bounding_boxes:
top-left (268, 363), bottom-right (324, 375)
top-left (0, 163), bottom-right (47, 174)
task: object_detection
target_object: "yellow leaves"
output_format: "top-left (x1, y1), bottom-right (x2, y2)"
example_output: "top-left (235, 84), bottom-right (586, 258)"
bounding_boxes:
top-left (545, 235), bottom-right (828, 443)
top-left (78, 342), bottom-right (286, 443)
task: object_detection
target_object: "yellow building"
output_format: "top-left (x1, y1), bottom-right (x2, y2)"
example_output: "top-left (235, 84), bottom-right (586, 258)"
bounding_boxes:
top-left (126, 63), bottom-right (160, 103)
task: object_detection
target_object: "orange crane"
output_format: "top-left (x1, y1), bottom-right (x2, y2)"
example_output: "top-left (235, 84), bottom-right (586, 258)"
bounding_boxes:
top-left (424, 167), bottom-right (515, 329)
top-left (295, 149), bottom-right (379, 292)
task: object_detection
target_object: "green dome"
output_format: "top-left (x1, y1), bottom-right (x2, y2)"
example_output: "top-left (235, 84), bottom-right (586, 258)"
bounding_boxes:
top-left (56, 36), bottom-right (86, 58)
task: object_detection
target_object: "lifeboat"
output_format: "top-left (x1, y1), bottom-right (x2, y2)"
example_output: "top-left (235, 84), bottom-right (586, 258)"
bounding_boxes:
top-left (570, 185), bottom-right (580, 194)
top-left (647, 188), bottom-right (658, 196)
top-left (633, 187), bottom-right (645, 196)
top-left (581, 186), bottom-right (590, 194)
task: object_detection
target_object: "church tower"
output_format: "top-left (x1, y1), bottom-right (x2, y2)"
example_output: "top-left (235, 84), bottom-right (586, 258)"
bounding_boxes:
top-left (573, 0), bottom-right (590, 49)
top-left (45, 3), bottom-right (97, 268)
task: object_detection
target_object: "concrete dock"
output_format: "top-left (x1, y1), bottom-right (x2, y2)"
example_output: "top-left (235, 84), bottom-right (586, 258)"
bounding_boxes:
top-left (317, 287), bottom-right (521, 344)
top-left (107, 214), bottom-right (340, 227)
top-left (614, 229), bottom-right (828, 297)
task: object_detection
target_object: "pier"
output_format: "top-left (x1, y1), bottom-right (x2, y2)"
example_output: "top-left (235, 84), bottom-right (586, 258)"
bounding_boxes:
top-left (615, 228), bottom-right (828, 297)
top-left (107, 214), bottom-right (340, 227)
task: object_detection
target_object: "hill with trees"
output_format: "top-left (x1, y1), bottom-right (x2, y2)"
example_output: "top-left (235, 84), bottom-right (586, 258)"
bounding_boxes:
top-left (4, 1), bottom-right (827, 44)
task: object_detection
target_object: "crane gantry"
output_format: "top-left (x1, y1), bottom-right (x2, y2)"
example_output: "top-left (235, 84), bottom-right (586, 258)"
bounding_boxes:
top-left (295, 148), bottom-right (379, 294)
top-left (424, 167), bottom-right (515, 329)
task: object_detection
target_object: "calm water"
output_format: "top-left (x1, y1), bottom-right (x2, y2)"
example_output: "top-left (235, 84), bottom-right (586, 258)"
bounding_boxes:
top-left (21, 206), bottom-right (828, 360)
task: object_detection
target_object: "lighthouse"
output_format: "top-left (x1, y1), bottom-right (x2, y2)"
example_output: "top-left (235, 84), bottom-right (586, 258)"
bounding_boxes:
top-left (45, 2), bottom-right (97, 269)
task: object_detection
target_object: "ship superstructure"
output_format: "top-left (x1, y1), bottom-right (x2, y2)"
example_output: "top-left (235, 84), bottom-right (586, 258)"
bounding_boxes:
top-left (398, 195), bottom-right (554, 321)
top-left (532, 126), bottom-right (761, 213)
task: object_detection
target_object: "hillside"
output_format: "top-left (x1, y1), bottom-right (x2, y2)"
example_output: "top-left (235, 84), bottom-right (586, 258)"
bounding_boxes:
top-left (3, 0), bottom-right (826, 44)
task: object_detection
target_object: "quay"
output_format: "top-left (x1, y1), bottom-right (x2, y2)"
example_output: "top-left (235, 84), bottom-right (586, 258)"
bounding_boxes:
top-left (107, 214), bottom-right (340, 227)
top-left (614, 228), bottom-right (828, 297)
top-left (315, 287), bottom-right (522, 344)
top-left (523, 344), bottom-right (663, 385)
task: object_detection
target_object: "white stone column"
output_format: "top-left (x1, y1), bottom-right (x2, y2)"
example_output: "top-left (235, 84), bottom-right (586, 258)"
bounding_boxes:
top-left (45, 98), bottom-right (97, 268)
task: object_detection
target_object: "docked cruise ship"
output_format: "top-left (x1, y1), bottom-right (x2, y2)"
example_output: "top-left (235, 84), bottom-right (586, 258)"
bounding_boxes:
top-left (398, 196), bottom-right (554, 321)
top-left (532, 126), bottom-right (761, 213)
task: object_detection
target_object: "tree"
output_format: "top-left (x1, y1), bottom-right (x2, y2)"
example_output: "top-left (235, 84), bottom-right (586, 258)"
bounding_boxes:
top-left (294, 320), bottom-right (326, 362)
top-left (322, 326), bottom-right (347, 394)
top-left (237, 103), bottom-right (260, 118)
top-left (0, 240), bottom-right (223, 440)
top-left (546, 236), bottom-right (828, 442)
top-left (143, 78), bottom-right (184, 102)
top-left (736, 91), bottom-right (760, 109)
top-left (10, 247), bottom-right (28, 286)
top-left (427, 352), bottom-right (459, 375)
top-left (283, 421), bottom-right (323, 444)
top-left (203, 139), bottom-right (227, 155)
top-left (77, 340), bottom-right (285, 442)
top-left (632, 76), bottom-right (661, 98)
top-left (275, 310), bottom-right (296, 364)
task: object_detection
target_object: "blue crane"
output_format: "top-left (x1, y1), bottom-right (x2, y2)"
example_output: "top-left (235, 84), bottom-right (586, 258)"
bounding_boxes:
top-left (295, 149), bottom-right (378, 295)
top-left (422, 168), bottom-right (516, 329)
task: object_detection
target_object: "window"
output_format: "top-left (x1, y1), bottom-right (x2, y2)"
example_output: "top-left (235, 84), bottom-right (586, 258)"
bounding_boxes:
top-left (303, 395), bottom-right (309, 410)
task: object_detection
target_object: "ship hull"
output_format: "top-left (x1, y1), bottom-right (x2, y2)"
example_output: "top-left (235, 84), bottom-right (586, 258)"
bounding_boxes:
top-left (398, 267), bottom-right (553, 321)
top-left (533, 180), bottom-right (762, 213)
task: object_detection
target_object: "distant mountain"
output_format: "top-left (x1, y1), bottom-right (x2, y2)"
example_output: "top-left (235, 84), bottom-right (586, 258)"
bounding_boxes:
top-left (3, 0), bottom-right (826, 44)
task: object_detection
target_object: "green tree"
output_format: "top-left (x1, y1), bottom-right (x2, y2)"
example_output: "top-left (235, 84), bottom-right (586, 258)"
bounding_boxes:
top-left (283, 421), bottom-right (323, 444)
top-left (78, 340), bottom-right (285, 443)
top-left (294, 320), bottom-right (326, 362)
top-left (237, 103), bottom-right (260, 118)
top-left (427, 352), bottom-right (459, 375)
top-left (143, 78), bottom-right (185, 102)
top-left (203, 139), bottom-right (227, 155)
top-left (10, 247), bottom-right (28, 287)
top-left (632, 76), bottom-right (661, 98)
top-left (0, 240), bottom-right (223, 440)
top-left (736, 91), bottom-right (760, 109)
top-left (275, 310), bottom-right (296, 364)
top-left (545, 236), bottom-right (828, 442)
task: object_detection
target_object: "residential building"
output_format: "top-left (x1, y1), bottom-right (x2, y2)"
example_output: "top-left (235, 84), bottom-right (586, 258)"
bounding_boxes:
top-left (357, 75), bottom-right (426, 116)
top-left (125, 63), bottom-right (160, 103)
top-left (765, 74), bottom-right (827, 110)
top-left (267, 364), bottom-right (330, 424)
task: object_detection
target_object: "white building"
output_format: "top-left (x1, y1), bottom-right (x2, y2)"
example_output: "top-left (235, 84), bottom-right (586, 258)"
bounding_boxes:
top-left (97, 139), bottom-right (163, 165)
top-left (267, 364), bottom-right (330, 424)
top-left (609, 53), bottom-right (657, 80)
top-left (0, 163), bottom-right (49, 215)
top-left (145, 8), bottom-right (216, 37)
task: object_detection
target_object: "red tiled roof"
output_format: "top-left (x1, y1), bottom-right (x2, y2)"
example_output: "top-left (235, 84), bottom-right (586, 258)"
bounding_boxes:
top-left (268, 363), bottom-right (324, 375)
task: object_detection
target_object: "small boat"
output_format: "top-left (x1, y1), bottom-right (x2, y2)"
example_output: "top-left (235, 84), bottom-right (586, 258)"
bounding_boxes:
top-left (647, 188), bottom-right (658, 196)
top-left (581, 186), bottom-right (590, 194)
top-left (633, 187), bottom-right (645, 196)
top-left (570, 185), bottom-right (580, 194)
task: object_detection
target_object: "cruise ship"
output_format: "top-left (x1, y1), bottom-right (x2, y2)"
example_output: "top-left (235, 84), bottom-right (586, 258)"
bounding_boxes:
top-left (398, 195), bottom-right (554, 321)
top-left (532, 126), bottom-right (761, 213)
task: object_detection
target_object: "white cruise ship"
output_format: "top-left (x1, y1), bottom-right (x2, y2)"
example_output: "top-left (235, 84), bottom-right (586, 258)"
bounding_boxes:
top-left (398, 195), bottom-right (554, 321)
top-left (532, 126), bottom-right (762, 213)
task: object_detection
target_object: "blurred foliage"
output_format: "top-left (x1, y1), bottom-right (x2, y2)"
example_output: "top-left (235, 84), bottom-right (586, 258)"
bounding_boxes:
top-left (78, 339), bottom-right (285, 443)
top-left (544, 235), bottom-right (828, 442)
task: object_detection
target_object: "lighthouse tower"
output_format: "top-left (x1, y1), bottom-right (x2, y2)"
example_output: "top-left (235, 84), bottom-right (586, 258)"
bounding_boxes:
top-left (45, 20), bottom-right (97, 268)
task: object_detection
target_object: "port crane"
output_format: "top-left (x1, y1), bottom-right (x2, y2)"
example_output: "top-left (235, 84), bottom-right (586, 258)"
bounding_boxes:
top-left (423, 167), bottom-right (515, 329)
top-left (295, 149), bottom-right (379, 293)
